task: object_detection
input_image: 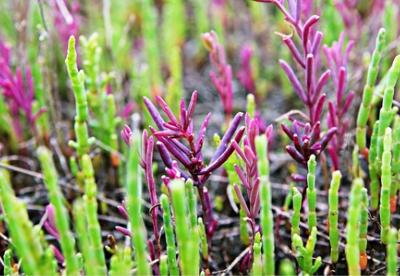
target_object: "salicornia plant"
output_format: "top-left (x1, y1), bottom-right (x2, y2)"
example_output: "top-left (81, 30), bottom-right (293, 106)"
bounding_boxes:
top-left (328, 170), bottom-right (341, 263)
top-left (127, 130), bottom-right (152, 275)
top-left (170, 179), bottom-right (200, 276)
top-left (380, 127), bottom-right (392, 244)
top-left (306, 155), bottom-right (317, 229)
top-left (256, 0), bottom-right (336, 171)
top-left (38, 146), bottom-right (80, 275)
top-left (292, 227), bottom-right (322, 275)
top-left (257, 134), bottom-right (275, 275)
top-left (356, 28), bottom-right (386, 153)
top-left (144, 91), bottom-right (244, 235)
top-left (346, 178), bottom-right (364, 276)
top-left (323, 34), bottom-right (354, 170)
top-left (202, 31), bottom-right (234, 124)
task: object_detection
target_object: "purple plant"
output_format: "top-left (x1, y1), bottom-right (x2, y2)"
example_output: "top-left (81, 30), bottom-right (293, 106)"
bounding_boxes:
top-left (43, 204), bottom-right (64, 264)
top-left (334, 0), bottom-right (362, 40)
top-left (0, 40), bottom-right (43, 140)
top-left (237, 45), bottom-right (256, 95)
top-left (51, 0), bottom-right (81, 53)
top-left (120, 124), bottom-right (133, 146)
top-left (323, 34), bottom-right (354, 170)
top-left (282, 120), bottom-right (336, 168)
top-left (0, 38), bottom-right (10, 65)
top-left (232, 115), bottom-right (273, 235)
top-left (140, 130), bottom-right (161, 257)
top-left (256, 0), bottom-right (336, 172)
top-left (115, 202), bottom-right (131, 237)
top-left (144, 91), bottom-right (245, 236)
top-left (202, 31), bottom-right (233, 124)
top-left (119, 127), bottom-right (161, 256)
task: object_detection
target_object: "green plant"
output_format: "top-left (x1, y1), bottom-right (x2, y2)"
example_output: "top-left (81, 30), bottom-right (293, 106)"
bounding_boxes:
top-left (346, 178), bottom-right (364, 276)
top-left (126, 130), bottom-right (151, 275)
top-left (380, 127), bottom-right (392, 244)
top-left (292, 227), bottom-right (322, 275)
top-left (356, 28), bottom-right (386, 152)
top-left (38, 147), bottom-right (80, 276)
top-left (170, 179), bottom-right (200, 276)
top-left (257, 135), bottom-right (275, 275)
top-left (307, 155), bottom-right (317, 229)
top-left (328, 170), bottom-right (341, 263)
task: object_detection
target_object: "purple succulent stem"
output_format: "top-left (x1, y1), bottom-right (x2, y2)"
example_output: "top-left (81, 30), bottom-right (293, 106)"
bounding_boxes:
top-left (144, 97), bottom-right (165, 130)
top-left (234, 184), bottom-right (251, 217)
top-left (282, 36), bottom-right (305, 68)
top-left (211, 112), bottom-right (243, 163)
top-left (323, 34), bottom-right (354, 169)
top-left (115, 226), bottom-right (131, 237)
top-left (142, 135), bottom-right (160, 257)
top-left (117, 204), bottom-right (129, 220)
top-left (43, 204), bottom-right (60, 240)
top-left (51, 245), bottom-right (65, 264)
top-left (199, 187), bottom-right (218, 237)
top-left (237, 45), bottom-right (256, 94)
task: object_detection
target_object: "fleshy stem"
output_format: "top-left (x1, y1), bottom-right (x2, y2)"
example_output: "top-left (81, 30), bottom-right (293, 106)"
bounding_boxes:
top-left (159, 255), bottom-right (168, 276)
top-left (256, 135), bottom-right (275, 275)
top-left (65, 36), bottom-right (94, 158)
top-left (251, 232), bottom-right (262, 276)
top-left (328, 170), bottom-right (341, 263)
top-left (369, 121), bottom-right (380, 210)
top-left (291, 186), bottom-right (302, 251)
top-left (359, 187), bottom-right (369, 270)
top-left (380, 128), bottom-right (392, 244)
top-left (126, 132), bottom-right (151, 275)
top-left (38, 147), bottom-right (80, 276)
top-left (170, 179), bottom-right (200, 276)
top-left (160, 194), bottom-right (179, 276)
top-left (307, 155), bottom-right (317, 229)
top-left (386, 228), bottom-right (398, 276)
top-left (81, 155), bottom-right (107, 275)
top-left (0, 170), bottom-right (54, 275)
top-left (279, 259), bottom-right (295, 276)
top-left (391, 116), bottom-right (400, 213)
top-left (376, 56), bottom-right (400, 160)
top-left (356, 28), bottom-right (386, 152)
top-left (198, 217), bottom-right (209, 267)
top-left (3, 249), bottom-right (14, 276)
top-left (292, 227), bottom-right (322, 275)
top-left (73, 199), bottom-right (96, 276)
top-left (109, 247), bottom-right (133, 276)
top-left (346, 178), bottom-right (364, 276)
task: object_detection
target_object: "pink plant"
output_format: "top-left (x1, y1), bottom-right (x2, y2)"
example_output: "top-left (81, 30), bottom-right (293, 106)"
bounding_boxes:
top-left (202, 31), bottom-right (233, 123)
top-left (0, 39), bottom-right (44, 140)
top-left (233, 114), bottom-right (273, 234)
top-left (323, 34), bottom-right (354, 170)
top-left (51, 0), bottom-right (81, 53)
top-left (43, 204), bottom-right (65, 264)
top-left (256, 0), bottom-right (336, 173)
top-left (144, 91), bottom-right (245, 236)
top-left (237, 45), bottom-right (256, 95)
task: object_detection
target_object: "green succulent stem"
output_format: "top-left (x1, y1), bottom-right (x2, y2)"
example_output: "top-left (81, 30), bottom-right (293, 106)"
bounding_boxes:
top-left (256, 135), bottom-right (275, 275)
top-left (126, 132), bottom-right (151, 276)
top-left (37, 147), bottom-right (80, 276)
top-left (170, 179), bottom-right (200, 276)
top-left (328, 170), bottom-right (341, 263)
top-left (386, 228), bottom-right (398, 276)
top-left (356, 28), bottom-right (386, 150)
top-left (307, 155), bottom-right (317, 230)
top-left (160, 194), bottom-right (179, 276)
top-left (380, 128), bottom-right (392, 244)
top-left (346, 178), bottom-right (364, 276)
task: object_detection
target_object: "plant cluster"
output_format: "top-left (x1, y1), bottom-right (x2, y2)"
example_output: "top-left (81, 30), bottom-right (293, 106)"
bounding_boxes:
top-left (0, 1), bottom-right (400, 276)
